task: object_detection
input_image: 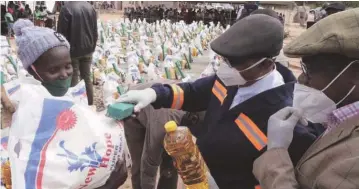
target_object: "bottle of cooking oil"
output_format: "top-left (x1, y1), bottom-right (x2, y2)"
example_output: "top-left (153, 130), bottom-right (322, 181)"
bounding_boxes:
top-left (164, 121), bottom-right (208, 189)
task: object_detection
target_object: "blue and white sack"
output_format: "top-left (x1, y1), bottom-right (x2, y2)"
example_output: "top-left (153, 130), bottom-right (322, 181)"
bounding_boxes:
top-left (7, 79), bottom-right (126, 189)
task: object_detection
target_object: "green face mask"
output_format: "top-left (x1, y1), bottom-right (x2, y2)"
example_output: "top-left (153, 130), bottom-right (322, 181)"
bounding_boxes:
top-left (42, 76), bottom-right (72, 97)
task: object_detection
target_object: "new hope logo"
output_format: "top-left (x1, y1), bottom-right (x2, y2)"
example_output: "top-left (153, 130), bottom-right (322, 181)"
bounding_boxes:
top-left (57, 133), bottom-right (117, 188)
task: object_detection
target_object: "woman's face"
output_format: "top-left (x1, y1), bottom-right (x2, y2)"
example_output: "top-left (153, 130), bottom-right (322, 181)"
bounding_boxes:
top-left (32, 46), bottom-right (73, 82)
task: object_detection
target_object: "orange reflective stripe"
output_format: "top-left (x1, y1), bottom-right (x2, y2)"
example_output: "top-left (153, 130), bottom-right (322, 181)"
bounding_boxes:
top-left (170, 84), bottom-right (184, 109)
top-left (212, 80), bottom-right (227, 104)
top-left (214, 80), bottom-right (227, 95)
top-left (212, 87), bottom-right (224, 104)
top-left (235, 113), bottom-right (268, 151)
top-left (255, 185), bottom-right (261, 189)
top-left (240, 114), bottom-right (268, 144)
top-left (235, 119), bottom-right (263, 150)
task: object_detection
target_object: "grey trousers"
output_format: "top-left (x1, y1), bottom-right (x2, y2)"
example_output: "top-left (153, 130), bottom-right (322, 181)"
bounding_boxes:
top-left (71, 54), bottom-right (94, 105)
top-left (124, 80), bottom-right (186, 189)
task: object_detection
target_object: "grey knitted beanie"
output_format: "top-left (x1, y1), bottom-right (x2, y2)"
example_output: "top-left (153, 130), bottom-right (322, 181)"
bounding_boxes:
top-left (13, 19), bottom-right (70, 70)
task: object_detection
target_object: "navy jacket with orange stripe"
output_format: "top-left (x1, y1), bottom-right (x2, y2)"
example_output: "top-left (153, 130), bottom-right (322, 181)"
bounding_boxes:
top-left (151, 68), bottom-right (324, 188)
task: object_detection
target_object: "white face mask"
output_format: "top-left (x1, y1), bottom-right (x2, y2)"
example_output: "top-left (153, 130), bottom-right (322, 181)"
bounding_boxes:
top-left (217, 58), bottom-right (273, 86)
top-left (293, 60), bottom-right (358, 124)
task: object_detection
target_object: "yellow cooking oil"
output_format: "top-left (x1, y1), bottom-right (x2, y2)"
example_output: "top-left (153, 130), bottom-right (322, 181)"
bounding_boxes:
top-left (164, 121), bottom-right (208, 189)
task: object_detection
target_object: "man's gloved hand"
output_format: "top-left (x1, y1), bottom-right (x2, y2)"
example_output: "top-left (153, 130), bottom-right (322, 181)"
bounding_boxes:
top-left (267, 107), bottom-right (308, 150)
top-left (117, 88), bottom-right (157, 112)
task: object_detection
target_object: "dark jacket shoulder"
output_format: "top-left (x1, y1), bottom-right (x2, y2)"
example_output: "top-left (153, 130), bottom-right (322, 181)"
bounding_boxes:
top-left (58, 2), bottom-right (98, 58)
top-left (275, 62), bottom-right (297, 83)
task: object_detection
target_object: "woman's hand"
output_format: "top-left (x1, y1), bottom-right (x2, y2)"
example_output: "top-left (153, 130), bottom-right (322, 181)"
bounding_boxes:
top-left (95, 161), bottom-right (128, 189)
top-left (1, 85), bottom-right (15, 114)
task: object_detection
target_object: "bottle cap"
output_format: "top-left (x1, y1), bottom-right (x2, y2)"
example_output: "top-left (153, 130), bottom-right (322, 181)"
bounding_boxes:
top-left (164, 121), bottom-right (177, 132)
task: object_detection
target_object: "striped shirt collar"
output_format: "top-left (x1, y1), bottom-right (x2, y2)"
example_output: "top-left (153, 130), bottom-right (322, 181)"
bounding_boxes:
top-left (326, 101), bottom-right (359, 133)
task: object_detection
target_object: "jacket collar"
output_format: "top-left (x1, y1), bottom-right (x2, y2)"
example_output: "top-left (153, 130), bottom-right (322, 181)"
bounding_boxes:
top-left (298, 115), bottom-right (359, 166)
top-left (229, 69), bottom-right (285, 109)
top-left (227, 82), bottom-right (295, 115)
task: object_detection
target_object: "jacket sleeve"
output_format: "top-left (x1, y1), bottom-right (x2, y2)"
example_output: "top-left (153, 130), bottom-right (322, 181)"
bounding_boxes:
top-left (57, 7), bottom-right (70, 41)
top-left (253, 148), bottom-right (300, 189)
top-left (151, 75), bottom-right (215, 112)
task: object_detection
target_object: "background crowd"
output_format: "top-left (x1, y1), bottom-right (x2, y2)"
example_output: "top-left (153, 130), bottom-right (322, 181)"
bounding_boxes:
top-left (1, 1), bottom-right (61, 36)
top-left (124, 2), bottom-right (286, 26)
top-left (1, 1), bottom-right (289, 36)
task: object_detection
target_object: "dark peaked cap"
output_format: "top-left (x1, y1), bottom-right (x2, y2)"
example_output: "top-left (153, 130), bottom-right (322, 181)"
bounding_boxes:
top-left (210, 14), bottom-right (284, 61)
top-left (284, 8), bottom-right (359, 59)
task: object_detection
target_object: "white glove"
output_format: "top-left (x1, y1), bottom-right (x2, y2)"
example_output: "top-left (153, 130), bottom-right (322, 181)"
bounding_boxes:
top-left (117, 88), bottom-right (157, 112)
top-left (267, 107), bottom-right (308, 150)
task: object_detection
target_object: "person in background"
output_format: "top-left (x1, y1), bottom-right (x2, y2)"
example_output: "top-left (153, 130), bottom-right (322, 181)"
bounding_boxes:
top-left (12, 18), bottom-right (127, 189)
top-left (34, 6), bottom-right (40, 18)
top-left (187, 8), bottom-right (194, 24)
top-left (33, 6), bottom-right (42, 26)
top-left (12, 4), bottom-right (20, 20)
top-left (279, 13), bottom-right (284, 24)
top-left (124, 7), bottom-right (130, 19)
top-left (40, 6), bottom-right (47, 18)
top-left (158, 5), bottom-right (164, 20)
top-left (119, 14), bottom-right (320, 189)
top-left (7, 1), bottom-right (15, 15)
top-left (311, 4), bottom-right (326, 22)
top-left (297, 5), bottom-right (308, 27)
top-left (324, 2), bottom-right (346, 16)
top-left (56, 1), bottom-right (63, 12)
top-left (236, 5), bottom-right (244, 20)
top-left (1, 5), bottom-right (8, 35)
top-left (17, 2), bottom-right (25, 18)
top-left (57, 1), bottom-right (97, 106)
top-left (4, 8), bottom-right (14, 37)
top-left (237, 2), bottom-right (258, 20)
top-left (43, 5), bottom-right (47, 12)
top-left (34, 6), bottom-right (47, 27)
top-left (308, 2), bottom-right (331, 28)
top-left (23, 4), bottom-right (32, 19)
top-left (254, 8), bottom-right (359, 189)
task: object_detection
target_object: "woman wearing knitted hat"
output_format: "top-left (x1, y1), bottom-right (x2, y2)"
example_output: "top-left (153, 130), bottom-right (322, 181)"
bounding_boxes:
top-left (14, 19), bottom-right (72, 96)
top-left (12, 19), bottom-right (127, 189)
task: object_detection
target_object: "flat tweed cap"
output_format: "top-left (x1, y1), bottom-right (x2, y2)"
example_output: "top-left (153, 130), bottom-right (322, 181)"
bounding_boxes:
top-left (210, 14), bottom-right (284, 61)
top-left (284, 8), bottom-right (359, 59)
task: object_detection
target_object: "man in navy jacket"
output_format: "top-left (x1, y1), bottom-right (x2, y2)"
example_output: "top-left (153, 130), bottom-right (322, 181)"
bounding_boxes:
top-left (120, 15), bottom-right (323, 188)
